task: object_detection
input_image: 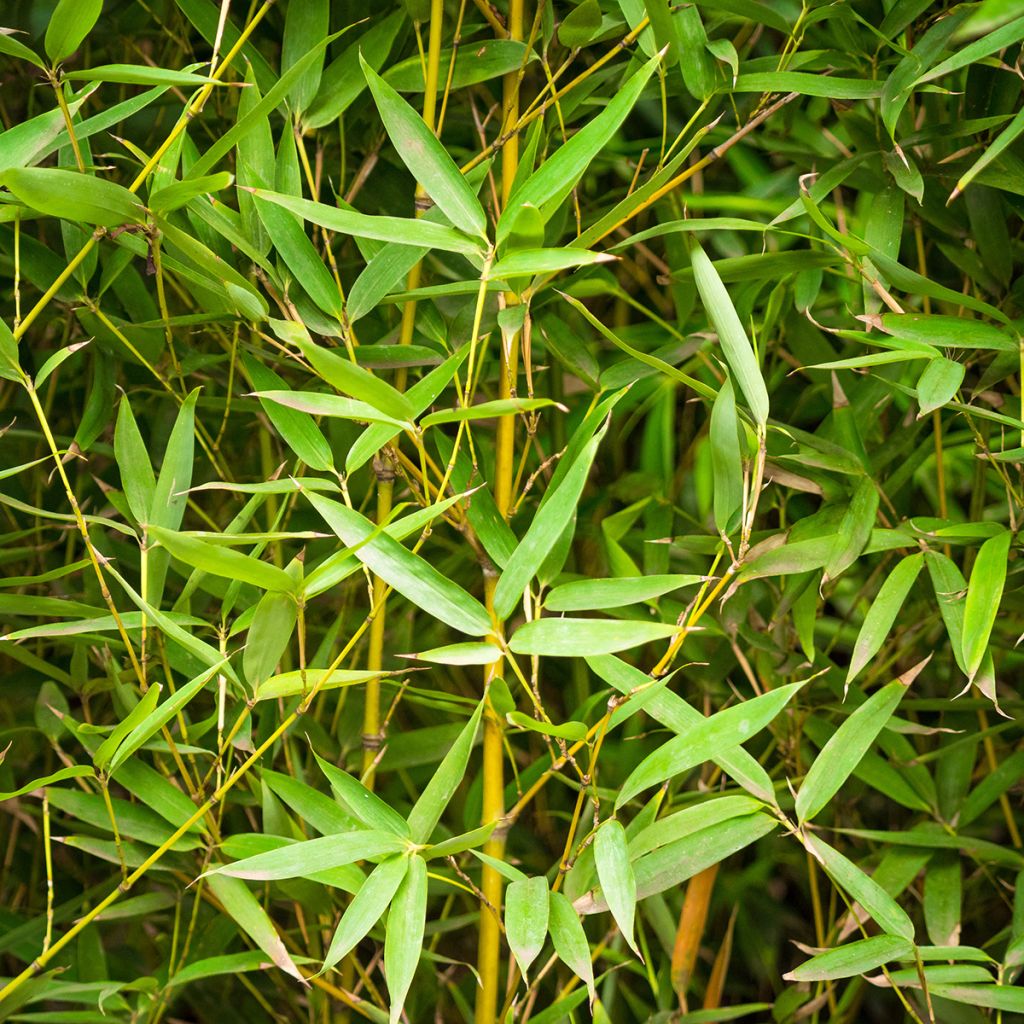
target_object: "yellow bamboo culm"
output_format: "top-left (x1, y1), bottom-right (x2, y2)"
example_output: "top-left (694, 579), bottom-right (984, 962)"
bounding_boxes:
top-left (475, 2), bottom-right (524, 1022)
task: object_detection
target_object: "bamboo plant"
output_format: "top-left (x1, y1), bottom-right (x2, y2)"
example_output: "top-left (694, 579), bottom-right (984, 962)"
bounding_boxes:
top-left (2, 1), bottom-right (1024, 1022)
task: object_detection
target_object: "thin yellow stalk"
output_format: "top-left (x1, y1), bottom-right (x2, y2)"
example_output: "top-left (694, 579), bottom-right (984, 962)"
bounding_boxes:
top-left (474, 5), bottom-right (524, 1023)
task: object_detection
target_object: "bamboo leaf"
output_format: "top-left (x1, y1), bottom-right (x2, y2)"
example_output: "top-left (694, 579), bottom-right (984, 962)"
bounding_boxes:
top-left (384, 854), bottom-right (427, 1024)
top-left (206, 875), bottom-right (305, 982)
top-left (688, 237), bottom-right (769, 426)
top-left (322, 855), bottom-right (409, 974)
top-left (847, 553), bottom-right (923, 687)
top-left (962, 530), bottom-right (1011, 679)
top-left (594, 819), bottom-right (639, 956)
top-left (207, 831), bottom-right (409, 881)
top-left (796, 679), bottom-right (909, 824)
top-left (362, 55), bottom-right (487, 240)
top-left (45, 0), bottom-right (103, 63)
top-left (304, 490), bottom-right (492, 636)
top-left (784, 935), bottom-right (913, 982)
top-left (506, 876), bottom-right (549, 980)
top-left (548, 890), bottom-right (596, 1006)
top-left (805, 834), bottom-right (916, 940)
top-left (616, 683), bottom-right (803, 808)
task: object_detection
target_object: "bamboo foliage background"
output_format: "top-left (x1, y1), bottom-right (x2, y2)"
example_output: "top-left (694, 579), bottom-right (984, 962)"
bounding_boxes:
top-left (2, 1), bottom-right (1024, 1022)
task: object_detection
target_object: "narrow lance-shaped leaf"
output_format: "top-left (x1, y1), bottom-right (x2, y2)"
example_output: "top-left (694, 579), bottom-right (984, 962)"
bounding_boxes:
top-left (493, 429), bottom-right (606, 620)
top-left (805, 833), bottom-right (915, 941)
top-left (206, 831), bottom-right (409, 881)
top-left (962, 530), bottom-right (1011, 679)
top-left (93, 682), bottom-right (162, 771)
top-left (114, 394), bottom-right (156, 525)
top-left (248, 188), bottom-right (485, 256)
top-left (45, 0), bottom-right (103, 63)
top-left (499, 52), bottom-right (662, 242)
top-left (361, 55), bottom-right (487, 240)
top-left (824, 477), bottom-right (879, 583)
top-left (305, 490), bottom-right (492, 637)
top-left (545, 574), bottom-right (703, 612)
top-left (314, 752), bottom-right (411, 837)
top-left (406, 699), bottom-right (484, 842)
top-left (688, 236), bottom-right (769, 426)
top-left (505, 876), bottom-right (549, 980)
top-left (148, 525), bottom-right (297, 593)
top-left (206, 875), bottom-right (305, 982)
top-left (796, 678), bottom-right (910, 824)
top-left (1, 167), bottom-right (145, 228)
top-left (109, 659), bottom-right (228, 772)
top-left (710, 376), bottom-right (743, 536)
top-left (847, 553), bottom-right (923, 688)
top-left (509, 618), bottom-right (679, 658)
top-left (784, 935), bottom-right (913, 982)
top-left (384, 854), bottom-right (427, 1024)
top-left (616, 682), bottom-right (804, 808)
top-left (595, 819), bottom-right (640, 956)
top-left (548, 890), bottom-right (596, 1006)
top-left (271, 319), bottom-right (415, 421)
top-left (321, 855), bottom-right (409, 974)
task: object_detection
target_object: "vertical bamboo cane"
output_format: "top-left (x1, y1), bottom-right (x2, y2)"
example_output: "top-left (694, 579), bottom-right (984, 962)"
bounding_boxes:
top-left (475, 2), bottom-right (524, 1021)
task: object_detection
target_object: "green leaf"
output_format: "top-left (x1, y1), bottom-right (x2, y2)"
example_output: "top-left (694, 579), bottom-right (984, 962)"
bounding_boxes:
top-left (805, 833), bottom-right (916, 940)
top-left (313, 752), bottom-right (411, 837)
top-left (148, 525), bottom-right (297, 593)
top-left (506, 876), bottom-right (549, 980)
top-left (548, 890), bottom-right (596, 1006)
top-left (305, 490), bottom-right (492, 637)
top-left (384, 38), bottom-right (534, 92)
top-left (208, 830), bottom-right (409, 881)
top-left (255, 668), bottom-right (385, 702)
top-left (247, 188), bottom-right (485, 256)
top-left (506, 711), bottom-right (587, 742)
top-left (917, 357), bottom-right (965, 417)
top-left (0, 30), bottom-right (44, 68)
top-left (45, 0), bottom-right (103, 63)
top-left (0, 318), bottom-right (22, 383)
top-left (406, 699), bottom-right (483, 842)
top-left (962, 530), bottom-right (1011, 679)
top-left (272, 319), bottom-right (415, 421)
top-left (493, 429), bottom-right (605, 620)
top-left (784, 935), bottom-right (913, 982)
top-left (824, 478), bottom-right (879, 583)
top-left (205, 875), bottom-right (305, 982)
top-left (926, 550), bottom-right (969, 675)
top-left (1, 167), bottom-right (144, 227)
top-left (384, 854), bottom-right (427, 1024)
top-left (242, 355), bottom-right (334, 472)
top-left (419, 397), bottom-right (561, 427)
top-left (92, 683), bottom-right (162, 771)
top-left (243, 590), bottom-right (298, 689)
top-left (113, 394), bottom-right (155, 525)
top-left (490, 248), bottom-right (613, 279)
top-left (404, 641), bottom-right (503, 665)
top-left (109, 659), bottom-right (227, 772)
top-left (546, 574), bottom-right (702, 612)
top-left (253, 390), bottom-right (407, 428)
top-left (847, 553), bottom-right (923, 687)
top-left (559, 0), bottom-right (602, 47)
top-left (509, 617), bottom-right (679, 657)
top-left (594, 819), bottom-right (639, 956)
top-left (64, 64), bottom-right (221, 87)
top-left (796, 679), bottom-right (909, 824)
top-left (322, 855), bottom-right (409, 974)
top-left (0, 765), bottom-right (95, 801)
top-left (361, 55), bottom-right (487, 239)
top-left (281, 0), bottom-right (328, 114)
top-left (688, 237), bottom-right (769, 426)
top-left (710, 376), bottom-right (743, 535)
top-left (499, 52), bottom-right (661, 243)
top-left (616, 683), bottom-right (803, 808)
